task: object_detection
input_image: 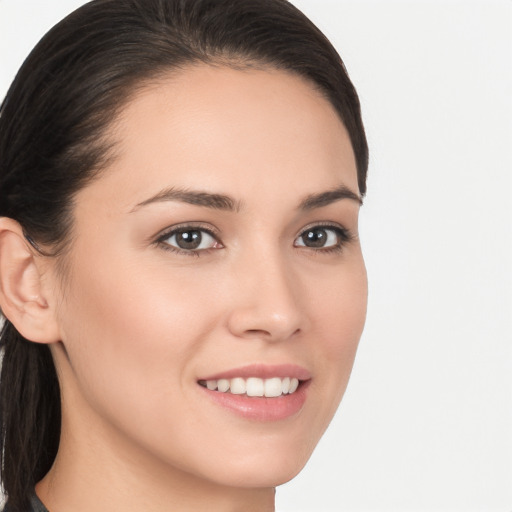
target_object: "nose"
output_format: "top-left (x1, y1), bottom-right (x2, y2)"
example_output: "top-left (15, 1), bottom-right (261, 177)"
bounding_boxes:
top-left (226, 251), bottom-right (304, 342)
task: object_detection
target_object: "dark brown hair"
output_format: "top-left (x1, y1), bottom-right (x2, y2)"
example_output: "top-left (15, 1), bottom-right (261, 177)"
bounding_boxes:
top-left (0, 0), bottom-right (368, 509)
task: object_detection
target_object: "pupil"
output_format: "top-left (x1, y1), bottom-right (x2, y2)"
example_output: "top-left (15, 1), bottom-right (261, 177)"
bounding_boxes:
top-left (304, 228), bottom-right (327, 248)
top-left (176, 230), bottom-right (202, 249)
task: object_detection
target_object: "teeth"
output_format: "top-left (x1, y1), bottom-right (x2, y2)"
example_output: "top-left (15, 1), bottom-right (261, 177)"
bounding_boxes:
top-left (206, 380), bottom-right (217, 390)
top-left (230, 377), bottom-right (246, 395)
top-left (217, 379), bottom-right (230, 392)
top-left (264, 377), bottom-right (283, 398)
top-left (202, 377), bottom-right (301, 397)
top-left (246, 377), bottom-right (264, 397)
top-left (289, 377), bottom-right (299, 393)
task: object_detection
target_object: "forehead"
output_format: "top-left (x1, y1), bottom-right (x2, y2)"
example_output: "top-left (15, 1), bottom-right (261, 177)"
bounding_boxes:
top-left (77, 64), bottom-right (358, 213)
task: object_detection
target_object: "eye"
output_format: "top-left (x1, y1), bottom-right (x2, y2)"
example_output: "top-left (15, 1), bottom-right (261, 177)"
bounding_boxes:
top-left (294, 225), bottom-right (349, 250)
top-left (158, 226), bottom-right (222, 254)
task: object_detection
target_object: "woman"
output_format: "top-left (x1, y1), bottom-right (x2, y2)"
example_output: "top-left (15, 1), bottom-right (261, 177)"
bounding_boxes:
top-left (0, 0), bottom-right (368, 510)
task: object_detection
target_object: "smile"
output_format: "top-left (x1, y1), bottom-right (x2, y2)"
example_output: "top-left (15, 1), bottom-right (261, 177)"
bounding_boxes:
top-left (199, 377), bottom-right (300, 397)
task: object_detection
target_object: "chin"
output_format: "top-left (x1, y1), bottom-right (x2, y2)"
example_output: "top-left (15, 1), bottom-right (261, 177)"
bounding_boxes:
top-left (209, 462), bottom-right (306, 489)
top-left (195, 438), bottom-right (316, 489)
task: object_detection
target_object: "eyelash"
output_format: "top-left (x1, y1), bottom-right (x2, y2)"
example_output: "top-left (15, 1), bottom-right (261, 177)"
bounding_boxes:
top-left (295, 222), bottom-right (354, 254)
top-left (154, 222), bottom-right (354, 257)
top-left (155, 223), bottom-right (221, 257)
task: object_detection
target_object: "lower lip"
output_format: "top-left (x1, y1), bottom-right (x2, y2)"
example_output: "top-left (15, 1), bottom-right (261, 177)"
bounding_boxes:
top-left (199, 381), bottom-right (310, 421)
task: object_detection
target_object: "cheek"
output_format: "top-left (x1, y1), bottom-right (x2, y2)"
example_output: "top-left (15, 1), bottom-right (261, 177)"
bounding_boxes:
top-left (314, 255), bottom-right (367, 355)
top-left (308, 256), bottom-right (367, 411)
top-left (55, 255), bottom-right (228, 474)
top-left (57, 253), bottom-right (212, 414)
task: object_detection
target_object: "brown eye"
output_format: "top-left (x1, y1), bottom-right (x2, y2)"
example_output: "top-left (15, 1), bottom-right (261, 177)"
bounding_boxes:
top-left (175, 230), bottom-right (203, 250)
top-left (163, 229), bottom-right (219, 252)
top-left (294, 226), bottom-right (342, 249)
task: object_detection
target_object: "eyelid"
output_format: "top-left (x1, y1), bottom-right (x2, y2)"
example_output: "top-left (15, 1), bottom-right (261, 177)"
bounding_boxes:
top-left (294, 221), bottom-right (355, 250)
top-left (296, 221), bottom-right (353, 239)
top-left (153, 222), bottom-right (223, 254)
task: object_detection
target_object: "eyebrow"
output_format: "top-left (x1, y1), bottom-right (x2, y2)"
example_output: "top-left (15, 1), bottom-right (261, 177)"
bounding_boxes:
top-left (131, 183), bottom-right (362, 213)
top-left (131, 187), bottom-right (239, 212)
top-left (298, 185), bottom-right (363, 209)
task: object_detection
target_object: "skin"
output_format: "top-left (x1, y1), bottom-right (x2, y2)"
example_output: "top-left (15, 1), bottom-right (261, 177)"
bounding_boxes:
top-left (27, 65), bottom-right (368, 511)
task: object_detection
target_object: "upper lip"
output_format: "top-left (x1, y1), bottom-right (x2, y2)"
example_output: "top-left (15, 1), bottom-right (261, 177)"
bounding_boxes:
top-left (199, 364), bottom-right (311, 382)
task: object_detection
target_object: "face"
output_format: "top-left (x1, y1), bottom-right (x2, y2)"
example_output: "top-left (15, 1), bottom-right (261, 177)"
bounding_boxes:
top-left (49, 65), bottom-right (367, 488)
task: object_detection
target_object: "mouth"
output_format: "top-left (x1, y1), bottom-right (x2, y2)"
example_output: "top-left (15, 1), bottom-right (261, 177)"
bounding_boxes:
top-left (197, 365), bottom-right (311, 421)
top-left (198, 376), bottom-right (301, 398)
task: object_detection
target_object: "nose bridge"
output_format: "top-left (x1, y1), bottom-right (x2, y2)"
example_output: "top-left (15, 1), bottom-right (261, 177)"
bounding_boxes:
top-left (227, 243), bottom-right (303, 341)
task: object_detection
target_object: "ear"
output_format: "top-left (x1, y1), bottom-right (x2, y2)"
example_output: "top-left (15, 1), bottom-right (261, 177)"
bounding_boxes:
top-left (0, 218), bottom-right (60, 344)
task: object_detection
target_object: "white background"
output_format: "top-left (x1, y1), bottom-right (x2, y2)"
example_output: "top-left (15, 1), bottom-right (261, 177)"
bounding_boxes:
top-left (1, 1), bottom-right (511, 511)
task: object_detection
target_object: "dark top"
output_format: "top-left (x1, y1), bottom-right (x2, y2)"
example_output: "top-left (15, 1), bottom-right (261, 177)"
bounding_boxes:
top-left (3, 492), bottom-right (49, 512)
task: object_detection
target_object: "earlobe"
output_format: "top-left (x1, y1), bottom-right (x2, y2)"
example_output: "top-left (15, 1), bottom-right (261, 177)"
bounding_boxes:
top-left (0, 218), bottom-right (60, 344)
